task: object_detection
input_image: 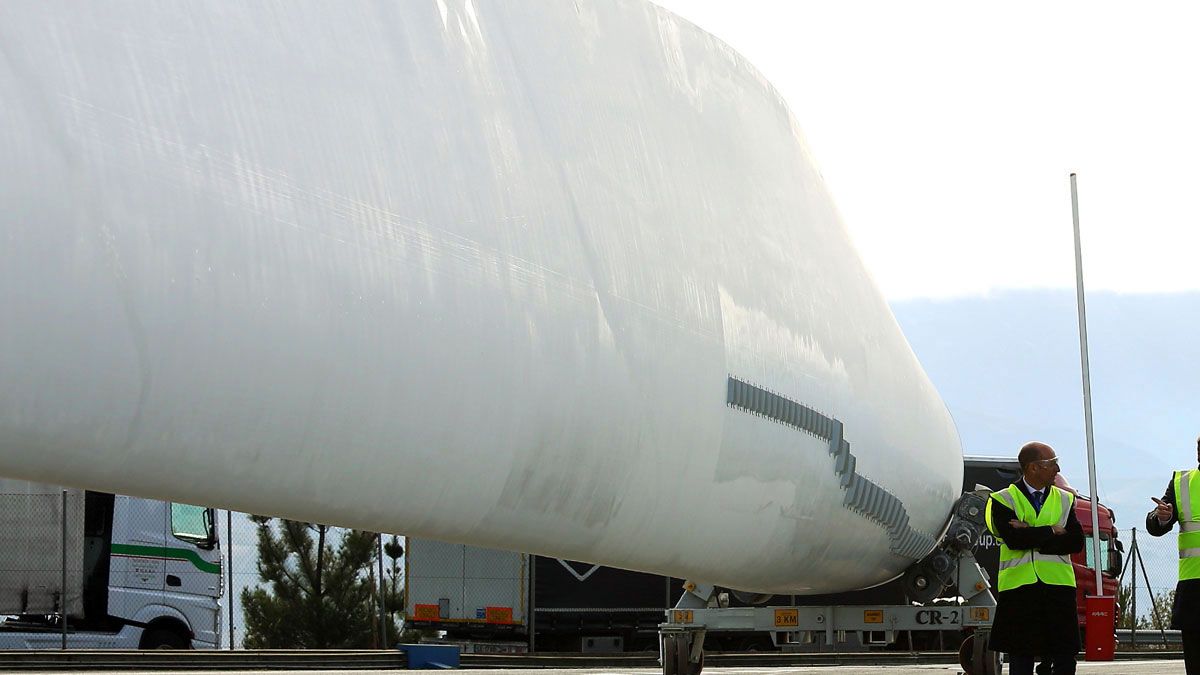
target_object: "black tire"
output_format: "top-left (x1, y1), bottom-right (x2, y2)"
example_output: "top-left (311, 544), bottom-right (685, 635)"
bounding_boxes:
top-left (674, 635), bottom-right (689, 675)
top-left (140, 627), bottom-right (189, 650)
top-left (967, 631), bottom-right (1001, 675)
top-left (958, 634), bottom-right (976, 674)
top-left (662, 634), bottom-right (679, 675)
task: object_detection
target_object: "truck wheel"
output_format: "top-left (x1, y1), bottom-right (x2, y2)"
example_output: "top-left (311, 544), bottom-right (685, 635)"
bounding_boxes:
top-left (662, 634), bottom-right (680, 675)
top-left (141, 627), bottom-right (189, 649)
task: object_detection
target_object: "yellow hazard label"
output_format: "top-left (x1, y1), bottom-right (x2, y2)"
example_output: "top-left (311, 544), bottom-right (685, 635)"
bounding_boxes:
top-left (672, 610), bottom-right (694, 624)
top-left (864, 610), bottom-right (884, 624)
top-left (774, 609), bottom-right (799, 627)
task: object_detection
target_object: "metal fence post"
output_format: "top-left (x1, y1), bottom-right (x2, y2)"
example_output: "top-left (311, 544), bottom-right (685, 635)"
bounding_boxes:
top-left (528, 553), bottom-right (536, 653)
top-left (1130, 528), bottom-right (1138, 648)
top-left (61, 489), bottom-right (67, 650)
top-left (227, 510), bottom-right (234, 649)
top-left (378, 534), bottom-right (386, 648)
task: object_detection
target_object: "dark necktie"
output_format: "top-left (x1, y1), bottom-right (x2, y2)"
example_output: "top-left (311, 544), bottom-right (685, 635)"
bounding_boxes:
top-left (1031, 490), bottom-right (1043, 513)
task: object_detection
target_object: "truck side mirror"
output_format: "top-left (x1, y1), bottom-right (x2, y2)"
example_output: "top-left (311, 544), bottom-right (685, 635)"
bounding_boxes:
top-left (1107, 545), bottom-right (1123, 577)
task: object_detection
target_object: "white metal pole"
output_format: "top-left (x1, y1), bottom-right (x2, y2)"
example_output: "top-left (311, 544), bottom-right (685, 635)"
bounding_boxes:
top-left (227, 510), bottom-right (234, 650)
top-left (1070, 173), bottom-right (1105, 592)
top-left (61, 490), bottom-right (67, 650)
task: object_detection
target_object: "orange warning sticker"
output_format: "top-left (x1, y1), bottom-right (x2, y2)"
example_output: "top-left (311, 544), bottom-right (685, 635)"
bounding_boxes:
top-left (485, 606), bottom-right (514, 624)
top-left (413, 604), bottom-right (440, 621)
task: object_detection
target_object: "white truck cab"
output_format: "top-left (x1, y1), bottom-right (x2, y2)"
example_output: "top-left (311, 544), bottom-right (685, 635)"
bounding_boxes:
top-left (0, 482), bottom-right (222, 649)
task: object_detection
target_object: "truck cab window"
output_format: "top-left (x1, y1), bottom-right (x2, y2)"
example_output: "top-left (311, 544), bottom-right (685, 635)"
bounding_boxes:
top-left (1083, 533), bottom-right (1111, 570)
top-left (171, 503), bottom-right (215, 548)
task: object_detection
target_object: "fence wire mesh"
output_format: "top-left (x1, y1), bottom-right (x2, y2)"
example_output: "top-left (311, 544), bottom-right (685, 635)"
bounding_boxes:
top-left (1115, 526), bottom-right (1183, 633)
top-left (2, 488), bottom-right (1192, 652)
top-left (220, 511), bottom-right (407, 649)
top-left (0, 487), bottom-right (405, 650)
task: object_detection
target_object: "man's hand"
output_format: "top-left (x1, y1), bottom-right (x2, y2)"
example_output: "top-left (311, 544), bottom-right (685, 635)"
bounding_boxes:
top-left (1153, 497), bottom-right (1174, 524)
top-left (1009, 520), bottom-right (1064, 535)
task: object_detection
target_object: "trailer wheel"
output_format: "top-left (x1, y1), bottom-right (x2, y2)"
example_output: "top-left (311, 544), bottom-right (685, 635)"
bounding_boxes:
top-left (662, 634), bottom-right (680, 675)
top-left (958, 634), bottom-right (976, 673)
top-left (674, 635), bottom-right (691, 675)
top-left (662, 633), bottom-right (703, 675)
top-left (958, 632), bottom-right (1001, 675)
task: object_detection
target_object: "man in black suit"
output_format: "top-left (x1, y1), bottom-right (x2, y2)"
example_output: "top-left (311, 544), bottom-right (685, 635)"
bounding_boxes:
top-left (1146, 435), bottom-right (1200, 674)
top-left (986, 441), bottom-right (1085, 675)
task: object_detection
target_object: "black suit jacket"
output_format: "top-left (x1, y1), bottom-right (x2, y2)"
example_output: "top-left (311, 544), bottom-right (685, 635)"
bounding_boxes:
top-left (987, 480), bottom-right (1085, 655)
top-left (1146, 467), bottom-right (1200, 630)
top-left (991, 481), bottom-right (1086, 556)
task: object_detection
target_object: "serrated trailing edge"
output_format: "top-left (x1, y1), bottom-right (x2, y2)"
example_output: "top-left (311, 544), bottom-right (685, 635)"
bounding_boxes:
top-left (726, 376), bottom-right (936, 560)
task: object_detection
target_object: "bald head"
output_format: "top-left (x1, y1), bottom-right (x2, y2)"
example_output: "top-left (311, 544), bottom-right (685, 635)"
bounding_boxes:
top-left (1018, 442), bottom-right (1053, 469)
top-left (1019, 441), bottom-right (1059, 489)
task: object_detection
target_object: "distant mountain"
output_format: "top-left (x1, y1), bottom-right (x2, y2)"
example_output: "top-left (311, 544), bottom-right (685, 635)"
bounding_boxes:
top-left (891, 289), bottom-right (1200, 539)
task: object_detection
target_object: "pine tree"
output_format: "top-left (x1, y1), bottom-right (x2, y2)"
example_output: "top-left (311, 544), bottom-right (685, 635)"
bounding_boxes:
top-left (381, 536), bottom-right (405, 642)
top-left (1115, 579), bottom-right (1150, 629)
top-left (1148, 588), bottom-right (1176, 631)
top-left (240, 517), bottom-right (382, 648)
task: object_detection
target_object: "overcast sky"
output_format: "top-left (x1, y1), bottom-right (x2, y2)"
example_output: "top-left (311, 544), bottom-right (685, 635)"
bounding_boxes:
top-left (655, 1), bottom-right (1200, 300)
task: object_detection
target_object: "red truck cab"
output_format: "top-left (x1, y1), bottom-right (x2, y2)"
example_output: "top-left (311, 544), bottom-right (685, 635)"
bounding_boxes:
top-left (1052, 475), bottom-right (1123, 628)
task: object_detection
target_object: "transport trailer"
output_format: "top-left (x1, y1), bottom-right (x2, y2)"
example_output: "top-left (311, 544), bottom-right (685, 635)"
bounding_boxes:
top-left (404, 542), bottom-right (529, 653)
top-left (656, 458), bottom-right (1124, 675)
top-left (408, 488), bottom-right (996, 666)
top-left (406, 456), bottom-right (1121, 659)
top-left (406, 540), bottom-right (788, 652)
top-left (405, 540), bottom-right (688, 652)
top-left (530, 557), bottom-right (687, 652)
top-left (657, 488), bottom-right (1000, 675)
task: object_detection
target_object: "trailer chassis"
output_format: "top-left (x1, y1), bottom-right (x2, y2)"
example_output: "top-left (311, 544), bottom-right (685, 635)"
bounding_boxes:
top-left (659, 490), bottom-right (1002, 675)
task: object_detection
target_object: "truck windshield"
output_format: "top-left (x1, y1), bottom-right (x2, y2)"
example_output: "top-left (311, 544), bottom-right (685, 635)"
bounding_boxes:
top-left (1083, 533), bottom-right (1111, 570)
top-left (171, 502), bottom-right (216, 547)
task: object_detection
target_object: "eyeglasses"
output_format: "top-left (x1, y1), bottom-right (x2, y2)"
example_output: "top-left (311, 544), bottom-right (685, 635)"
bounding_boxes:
top-left (1033, 456), bottom-right (1060, 467)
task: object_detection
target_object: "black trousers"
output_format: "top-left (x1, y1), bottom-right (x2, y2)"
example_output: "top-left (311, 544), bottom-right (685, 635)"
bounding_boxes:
top-left (1184, 628), bottom-right (1200, 674)
top-left (1006, 652), bottom-right (1076, 675)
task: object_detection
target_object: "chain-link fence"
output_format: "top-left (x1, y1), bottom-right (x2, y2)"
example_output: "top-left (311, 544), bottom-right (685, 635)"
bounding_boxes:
top-left (219, 511), bottom-right (407, 650)
top-left (3, 486), bottom-right (1192, 652)
top-left (1115, 526), bottom-right (1183, 638)
top-left (0, 483), bottom-right (405, 650)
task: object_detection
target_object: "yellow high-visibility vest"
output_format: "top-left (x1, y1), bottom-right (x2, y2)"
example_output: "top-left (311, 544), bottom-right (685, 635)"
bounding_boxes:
top-left (985, 484), bottom-right (1076, 592)
top-left (1173, 469), bottom-right (1200, 581)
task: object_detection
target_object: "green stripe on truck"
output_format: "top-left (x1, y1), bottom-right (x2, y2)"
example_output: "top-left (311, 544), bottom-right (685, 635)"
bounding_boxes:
top-left (110, 543), bottom-right (221, 574)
